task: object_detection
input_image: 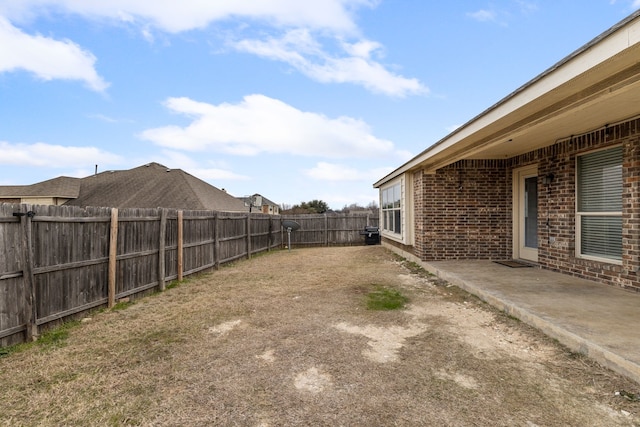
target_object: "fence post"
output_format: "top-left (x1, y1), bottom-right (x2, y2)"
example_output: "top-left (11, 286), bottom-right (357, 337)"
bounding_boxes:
top-left (324, 213), bottom-right (329, 246)
top-left (267, 216), bottom-right (273, 252)
top-left (246, 214), bottom-right (252, 259)
top-left (18, 205), bottom-right (37, 341)
top-left (108, 208), bottom-right (118, 308)
top-left (177, 210), bottom-right (183, 281)
top-left (158, 208), bottom-right (167, 291)
top-left (214, 212), bottom-right (220, 270)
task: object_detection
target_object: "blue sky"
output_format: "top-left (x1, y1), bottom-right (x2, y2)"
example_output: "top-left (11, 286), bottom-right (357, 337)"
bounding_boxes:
top-left (1, 1), bottom-right (639, 210)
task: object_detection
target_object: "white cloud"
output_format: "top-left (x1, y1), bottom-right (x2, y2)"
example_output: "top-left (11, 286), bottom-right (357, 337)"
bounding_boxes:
top-left (190, 168), bottom-right (250, 181)
top-left (342, 39), bottom-right (383, 58)
top-left (0, 0), bottom-right (375, 34)
top-left (232, 29), bottom-right (427, 97)
top-left (446, 123), bottom-right (463, 133)
top-left (0, 17), bottom-right (108, 91)
top-left (467, 2), bottom-right (540, 25)
top-left (467, 9), bottom-right (498, 23)
top-left (87, 113), bottom-right (135, 123)
top-left (140, 95), bottom-right (398, 159)
top-left (87, 114), bottom-right (118, 123)
top-left (516, 1), bottom-right (539, 14)
top-left (306, 162), bottom-right (392, 181)
top-left (151, 149), bottom-right (250, 181)
top-left (0, 141), bottom-right (122, 167)
top-left (1, 0), bottom-right (425, 97)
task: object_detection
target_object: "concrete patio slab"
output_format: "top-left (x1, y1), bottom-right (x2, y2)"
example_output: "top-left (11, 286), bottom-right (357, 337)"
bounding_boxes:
top-left (420, 260), bottom-right (640, 385)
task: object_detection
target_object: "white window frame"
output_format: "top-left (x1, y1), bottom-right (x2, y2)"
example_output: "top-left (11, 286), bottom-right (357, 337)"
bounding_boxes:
top-left (381, 181), bottom-right (402, 237)
top-left (379, 175), bottom-right (413, 245)
top-left (575, 145), bottom-right (623, 265)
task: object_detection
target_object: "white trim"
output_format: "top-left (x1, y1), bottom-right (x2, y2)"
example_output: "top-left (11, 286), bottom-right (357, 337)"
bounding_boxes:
top-left (379, 174), bottom-right (413, 246)
top-left (513, 165), bottom-right (539, 262)
top-left (575, 212), bottom-right (623, 265)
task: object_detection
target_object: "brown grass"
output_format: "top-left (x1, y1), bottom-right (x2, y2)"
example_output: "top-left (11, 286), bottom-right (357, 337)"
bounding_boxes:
top-left (0, 246), bottom-right (638, 426)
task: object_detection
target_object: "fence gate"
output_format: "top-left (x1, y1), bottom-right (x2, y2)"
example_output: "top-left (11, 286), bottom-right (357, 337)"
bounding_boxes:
top-left (0, 204), bottom-right (33, 346)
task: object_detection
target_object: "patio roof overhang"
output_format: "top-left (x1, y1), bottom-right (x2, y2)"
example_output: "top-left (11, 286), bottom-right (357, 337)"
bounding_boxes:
top-left (374, 10), bottom-right (640, 188)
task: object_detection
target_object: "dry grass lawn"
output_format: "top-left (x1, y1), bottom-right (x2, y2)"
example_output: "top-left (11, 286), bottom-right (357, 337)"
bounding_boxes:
top-left (1, 246), bottom-right (639, 426)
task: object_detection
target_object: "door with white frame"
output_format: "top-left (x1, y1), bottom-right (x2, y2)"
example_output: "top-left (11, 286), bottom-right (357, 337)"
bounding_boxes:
top-left (513, 165), bottom-right (539, 262)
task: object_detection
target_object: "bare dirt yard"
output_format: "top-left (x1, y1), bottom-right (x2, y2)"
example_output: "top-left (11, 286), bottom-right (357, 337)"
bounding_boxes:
top-left (1, 246), bottom-right (639, 426)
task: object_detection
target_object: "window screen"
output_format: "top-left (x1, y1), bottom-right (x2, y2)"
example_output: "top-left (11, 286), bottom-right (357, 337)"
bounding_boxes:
top-left (577, 146), bottom-right (622, 262)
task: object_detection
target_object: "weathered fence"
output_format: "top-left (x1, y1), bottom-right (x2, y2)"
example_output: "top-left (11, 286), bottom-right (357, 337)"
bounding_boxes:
top-left (0, 204), bottom-right (378, 347)
top-left (284, 213), bottom-right (379, 247)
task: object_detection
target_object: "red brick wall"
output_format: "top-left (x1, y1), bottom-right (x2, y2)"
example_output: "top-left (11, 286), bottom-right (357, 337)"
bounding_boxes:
top-left (527, 122), bottom-right (640, 292)
top-left (622, 135), bottom-right (640, 289)
top-left (413, 160), bottom-right (511, 260)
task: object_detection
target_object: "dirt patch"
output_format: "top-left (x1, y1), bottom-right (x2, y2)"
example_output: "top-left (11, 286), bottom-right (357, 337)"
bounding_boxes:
top-left (0, 246), bottom-right (638, 426)
top-left (334, 322), bottom-right (426, 363)
top-left (294, 367), bottom-right (333, 393)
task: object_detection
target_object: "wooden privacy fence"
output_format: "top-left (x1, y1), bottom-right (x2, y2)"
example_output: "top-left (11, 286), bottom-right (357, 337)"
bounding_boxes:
top-left (0, 204), bottom-right (378, 347)
top-left (284, 213), bottom-right (379, 247)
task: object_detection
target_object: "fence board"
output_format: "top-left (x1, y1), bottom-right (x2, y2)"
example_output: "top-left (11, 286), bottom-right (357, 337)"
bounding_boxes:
top-left (183, 210), bottom-right (216, 277)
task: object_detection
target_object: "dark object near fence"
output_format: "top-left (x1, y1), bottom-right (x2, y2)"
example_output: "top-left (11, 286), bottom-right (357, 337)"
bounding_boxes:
top-left (360, 226), bottom-right (380, 245)
top-left (282, 220), bottom-right (300, 251)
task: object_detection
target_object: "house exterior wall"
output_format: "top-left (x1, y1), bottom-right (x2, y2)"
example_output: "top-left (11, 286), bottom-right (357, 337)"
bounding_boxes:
top-left (0, 197), bottom-right (65, 206)
top-left (413, 160), bottom-right (511, 260)
top-left (0, 198), bottom-right (20, 204)
top-left (27, 197), bottom-right (70, 206)
top-left (402, 117), bottom-right (640, 292)
top-left (261, 204), bottom-right (280, 215)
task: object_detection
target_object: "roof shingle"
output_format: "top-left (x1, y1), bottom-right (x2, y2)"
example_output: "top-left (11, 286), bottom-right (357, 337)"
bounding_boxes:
top-left (63, 163), bottom-right (248, 211)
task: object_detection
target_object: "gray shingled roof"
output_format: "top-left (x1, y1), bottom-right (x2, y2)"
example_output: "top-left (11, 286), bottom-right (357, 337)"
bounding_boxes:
top-left (63, 163), bottom-right (248, 211)
top-left (0, 176), bottom-right (81, 198)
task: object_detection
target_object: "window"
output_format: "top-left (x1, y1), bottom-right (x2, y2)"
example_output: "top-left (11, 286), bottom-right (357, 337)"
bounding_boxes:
top-left (576, 146), bottom-right (623, 262)
top-left (381, 182), bottom-right (401, 235)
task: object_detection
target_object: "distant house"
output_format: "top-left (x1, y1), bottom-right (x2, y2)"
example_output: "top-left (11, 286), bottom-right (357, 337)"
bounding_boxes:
top-left (239, 194), bottom-right (280, 215)
top-left (0, 162), bottom-right (248, 212)
top-left (0, 176), bottom-right (80, 206)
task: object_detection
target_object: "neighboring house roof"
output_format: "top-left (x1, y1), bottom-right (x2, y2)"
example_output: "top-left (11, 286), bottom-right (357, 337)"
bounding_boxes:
top-left (62, 162), bottom-right (248, 211)
top-left (0, 176), bottom-right (81, 199)
top-left (375, 10), bottom-right (640, 187)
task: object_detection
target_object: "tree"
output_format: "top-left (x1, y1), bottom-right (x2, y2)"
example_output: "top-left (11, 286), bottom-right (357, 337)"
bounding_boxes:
top-left (337, 201), bottom-right (379, 213)
top-left (282, 199), bottom-right (330, 214)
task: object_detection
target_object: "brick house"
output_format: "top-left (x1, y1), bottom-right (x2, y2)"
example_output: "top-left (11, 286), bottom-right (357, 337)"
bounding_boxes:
top-left (239, 194), bottom-right (281, 215)
top-left (374, 11), bottom-right (640, 292)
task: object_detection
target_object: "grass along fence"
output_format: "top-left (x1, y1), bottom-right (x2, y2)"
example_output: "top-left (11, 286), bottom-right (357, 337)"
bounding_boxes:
top-left (0, 204), bottom-right (378, 347)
